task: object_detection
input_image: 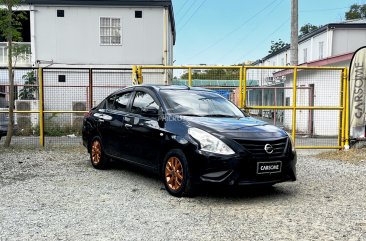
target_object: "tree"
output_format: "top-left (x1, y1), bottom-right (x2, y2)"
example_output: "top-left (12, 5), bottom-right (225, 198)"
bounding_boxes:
top-left (0, 0), bottom-right (26, 147)
top-left (345, 4), bottom-right (366, 20)
top-left (269, 39), bottom-right (288, 54)
top-left (19, 71), bottom-right (37, 100)
top-left (299, 23), bottom-right (320, 38)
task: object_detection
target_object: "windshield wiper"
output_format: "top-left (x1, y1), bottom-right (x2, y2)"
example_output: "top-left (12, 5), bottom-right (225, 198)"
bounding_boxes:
top-left (179, 113), bottom-right (204, 117)
top-left (202, 114), bottom-right (240, 118)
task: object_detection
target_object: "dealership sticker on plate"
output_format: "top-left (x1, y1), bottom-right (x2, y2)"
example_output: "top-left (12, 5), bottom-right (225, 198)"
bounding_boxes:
top-left (257, 161), bottom-right (282, 174)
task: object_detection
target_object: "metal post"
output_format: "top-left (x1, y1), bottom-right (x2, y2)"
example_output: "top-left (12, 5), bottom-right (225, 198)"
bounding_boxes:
top-left (38, 67), bottom-right (44, 147)
top-left (344, 68), bottom-right (350, 149)
top-left (340, 69), bottom-right (346, 149)
top-left (274, 88), bottom-right (277, 125)
top-left (239, 67), bottom-right (243, 108)
top-left (138, 66), bottom-right (143, 84)
top-left (188, 68), bottom-right (192, 87)
top-left (89, 69), bottom-right (93, 110)
top-left (243, 67), bottom-right (247, 109)
top-left (292, 67), bottom-right (298, 144)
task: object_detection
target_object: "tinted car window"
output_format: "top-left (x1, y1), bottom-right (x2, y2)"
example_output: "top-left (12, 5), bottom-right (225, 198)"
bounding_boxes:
top-left (107, 92), bottom-right (131, 111)
top-left (115, 92), bottom-right (132, 111)
top-left (106, 95), bottom-right (115, 109)
top-left (131, 91), bottom-right (159, 114)
top-left (160, 90), bottom-right (244, 117)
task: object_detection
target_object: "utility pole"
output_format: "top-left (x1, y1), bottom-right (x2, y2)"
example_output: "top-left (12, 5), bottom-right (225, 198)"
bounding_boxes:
top-left (290, 0), bottom-right (298, 66)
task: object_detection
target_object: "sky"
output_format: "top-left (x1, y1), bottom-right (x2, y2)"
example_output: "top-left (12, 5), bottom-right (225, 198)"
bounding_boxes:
top-left (172, 0), bottom-right (366, 66)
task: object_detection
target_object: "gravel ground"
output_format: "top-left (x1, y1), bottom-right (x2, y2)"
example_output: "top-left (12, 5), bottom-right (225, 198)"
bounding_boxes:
top-left (0, 147), bottom-right (366, 241)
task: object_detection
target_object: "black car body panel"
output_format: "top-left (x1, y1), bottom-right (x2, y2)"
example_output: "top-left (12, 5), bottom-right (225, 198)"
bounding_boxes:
top-left (83, 85), bottom-right (296, 187)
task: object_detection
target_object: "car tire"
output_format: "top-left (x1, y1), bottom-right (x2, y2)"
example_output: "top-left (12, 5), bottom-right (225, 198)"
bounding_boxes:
top-left (162, 149), bottom-right (194, 197)
top-left (90, 137), bottom-right (109, 169)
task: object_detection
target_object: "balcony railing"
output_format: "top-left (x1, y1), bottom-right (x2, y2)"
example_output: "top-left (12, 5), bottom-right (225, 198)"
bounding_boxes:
top-left (0, 42), bottom-right (32, 66)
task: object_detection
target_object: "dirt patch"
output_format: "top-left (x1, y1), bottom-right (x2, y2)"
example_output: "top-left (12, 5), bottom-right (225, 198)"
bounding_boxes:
top-left (315, 148), bottom-right (366, 163)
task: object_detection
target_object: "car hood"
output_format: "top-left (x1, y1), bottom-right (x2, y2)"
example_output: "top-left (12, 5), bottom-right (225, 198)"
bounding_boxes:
top-left (184, 116), bottom-right (287, 140)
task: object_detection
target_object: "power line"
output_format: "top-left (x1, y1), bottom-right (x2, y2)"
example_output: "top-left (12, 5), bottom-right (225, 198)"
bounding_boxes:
top-left (215, 0), bottom-right (285, 63)
top-left (175, 0), bottom-right (192, 16)
top-left (176, 0), bottom-right (197, 24)
top-left (182, 0), bottom-right (281, 63)
top-left (178, 0), bottom-right (208, 31)
top-left (234, 17), bottom-right (290, 64)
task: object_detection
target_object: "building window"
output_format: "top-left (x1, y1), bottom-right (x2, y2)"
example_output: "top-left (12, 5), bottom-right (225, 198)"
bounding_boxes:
top-left (100, 17), bottom-right (121, 45)
top-left (319, 42), bottom-right (324, 59)
top-left (57, 10), bottom-right (64, 17)
top-left (303, 48), bottom-right (308, 63)
top-left (58, 75), bottom-right (66, 82)
top-left (135, 11), bottom-right (142, 18)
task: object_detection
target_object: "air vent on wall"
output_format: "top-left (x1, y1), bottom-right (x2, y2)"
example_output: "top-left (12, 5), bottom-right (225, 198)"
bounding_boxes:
top-left (57, 10), bottom-right (64, 17)
top-left (135, 11), bottom-right (142, 18)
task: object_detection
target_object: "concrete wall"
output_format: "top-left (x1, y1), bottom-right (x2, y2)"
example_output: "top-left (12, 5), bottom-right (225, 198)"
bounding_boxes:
top-left (33, 6), bottom-right (170, 65)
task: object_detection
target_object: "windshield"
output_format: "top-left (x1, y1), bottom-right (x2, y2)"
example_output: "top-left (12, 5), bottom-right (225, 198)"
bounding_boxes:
top-left (160, 90), bottom-right (244, 118)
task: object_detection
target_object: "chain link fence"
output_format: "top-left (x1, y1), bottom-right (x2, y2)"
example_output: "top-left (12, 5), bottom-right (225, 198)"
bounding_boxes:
top-left (0, 67), bottom-right (132, 148)
top-left (137, 65), bottom-right (348, 149)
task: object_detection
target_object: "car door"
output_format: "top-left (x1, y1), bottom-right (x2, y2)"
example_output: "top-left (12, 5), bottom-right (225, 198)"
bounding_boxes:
top-left (96, 91), bottom-right (132, 158)
top-left (123, 89), bottom-right (163, 168)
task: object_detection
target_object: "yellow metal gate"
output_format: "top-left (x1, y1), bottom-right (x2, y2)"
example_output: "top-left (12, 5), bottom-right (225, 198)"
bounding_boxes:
top-left (133, 65), bottom-right (349, 149)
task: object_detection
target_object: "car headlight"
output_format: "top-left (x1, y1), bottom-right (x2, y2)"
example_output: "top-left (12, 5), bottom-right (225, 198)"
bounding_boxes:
top-left (188, 127), bottom-right (235, 155)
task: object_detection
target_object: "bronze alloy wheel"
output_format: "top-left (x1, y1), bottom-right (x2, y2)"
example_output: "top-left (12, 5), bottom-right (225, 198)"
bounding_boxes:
top-left (91, 140), bottom-right (102, 166)
top-left (165, 157), bottom-right (184, 191)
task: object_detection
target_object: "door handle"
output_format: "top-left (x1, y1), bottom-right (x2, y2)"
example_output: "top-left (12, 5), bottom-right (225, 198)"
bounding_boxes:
top-left (124, 123), bottom-right (133, 129)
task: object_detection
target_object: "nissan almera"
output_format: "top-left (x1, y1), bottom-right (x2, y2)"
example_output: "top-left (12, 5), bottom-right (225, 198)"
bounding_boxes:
top-left (82, 85), bottom-right (296, 197)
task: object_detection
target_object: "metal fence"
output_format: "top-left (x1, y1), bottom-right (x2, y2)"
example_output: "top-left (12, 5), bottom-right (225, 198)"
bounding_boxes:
top-left (0, 67), bottom-right (132, 147)
top-left (0, 65), bottom-right (349, 149)
top-left (135, 65), bottom-right (349, 149)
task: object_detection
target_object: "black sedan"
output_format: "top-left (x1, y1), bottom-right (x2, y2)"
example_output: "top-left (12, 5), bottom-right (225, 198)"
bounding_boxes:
top-left (82, 85), bottom-right (296, 197)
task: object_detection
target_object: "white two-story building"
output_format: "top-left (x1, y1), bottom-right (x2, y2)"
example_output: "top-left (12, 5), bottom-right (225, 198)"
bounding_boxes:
top-left (252, 20), bottom-right (366, 137)
top-left (1, 0), bottom-right (175, 68)
top-left (0, 0), bottom-right (176, 131)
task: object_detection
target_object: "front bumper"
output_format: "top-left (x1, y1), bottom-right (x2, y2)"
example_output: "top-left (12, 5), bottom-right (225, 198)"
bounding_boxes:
top-left (187, 150), bottom-right (297, 186)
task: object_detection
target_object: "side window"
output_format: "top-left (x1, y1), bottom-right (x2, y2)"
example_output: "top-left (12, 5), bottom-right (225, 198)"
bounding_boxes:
top-left (114, 92), bottom-right (132, 111)
top-left (131, 91), bottom-right (159, 115)
top-left (106, 95), bottom-right (116, 110)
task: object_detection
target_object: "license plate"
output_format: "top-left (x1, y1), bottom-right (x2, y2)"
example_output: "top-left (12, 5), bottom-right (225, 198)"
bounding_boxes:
top-left (257, 161), bottom-right (282, 174)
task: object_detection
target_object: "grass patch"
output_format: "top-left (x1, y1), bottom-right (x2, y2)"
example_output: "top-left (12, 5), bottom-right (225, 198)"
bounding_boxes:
top-left (315, 148), bottom-right (366, 163)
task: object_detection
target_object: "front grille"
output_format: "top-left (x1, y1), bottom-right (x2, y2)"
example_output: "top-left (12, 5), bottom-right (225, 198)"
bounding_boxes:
top-left (235, 138), bottom-right (288, 159)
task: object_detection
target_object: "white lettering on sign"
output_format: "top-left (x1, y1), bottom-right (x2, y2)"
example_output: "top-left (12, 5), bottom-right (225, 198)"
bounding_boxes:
top-left (354, 63), bottom-right (365, 119)
top-left (260, 165), bottom-right (279, 171)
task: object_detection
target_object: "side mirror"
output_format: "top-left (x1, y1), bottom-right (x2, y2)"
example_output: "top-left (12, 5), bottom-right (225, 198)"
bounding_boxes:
top-left (141, 107), bottom-right (159, 117)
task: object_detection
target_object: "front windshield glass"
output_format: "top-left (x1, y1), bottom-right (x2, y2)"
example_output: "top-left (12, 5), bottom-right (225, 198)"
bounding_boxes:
top-left (160, 90), bottom-right (244, 118)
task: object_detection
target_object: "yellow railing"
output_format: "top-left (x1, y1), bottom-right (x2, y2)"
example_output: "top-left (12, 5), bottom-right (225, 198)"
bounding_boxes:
top-left (134, 65), bottom-right (349, 149)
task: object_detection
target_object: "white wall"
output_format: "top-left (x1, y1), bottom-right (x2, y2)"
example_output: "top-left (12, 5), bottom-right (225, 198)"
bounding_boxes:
top-left (332, 28), bottom-right (366, 56)
top-left (284, 70), bottom-right (341, 136)
top-left (298, 31), bottom-right (329, 64)
top-left (33, 6), bottom-right (170, 65)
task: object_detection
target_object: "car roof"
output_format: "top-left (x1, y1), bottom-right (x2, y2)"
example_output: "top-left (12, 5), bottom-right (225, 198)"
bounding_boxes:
top-left (111, 85), bottom-right (215, 95)
top-left (138, 85), bottom-right (215, 92)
